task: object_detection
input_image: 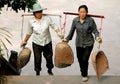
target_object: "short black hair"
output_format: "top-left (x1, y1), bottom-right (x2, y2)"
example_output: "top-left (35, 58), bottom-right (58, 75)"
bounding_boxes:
top-left (78, 5), bottom-right (88, 12)
top-left (33, 10), bottom-right (43, 15)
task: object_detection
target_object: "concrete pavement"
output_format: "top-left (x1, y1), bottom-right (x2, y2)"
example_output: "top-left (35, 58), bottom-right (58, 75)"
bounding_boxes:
top-left (3, 76), bottom-right (120, 84)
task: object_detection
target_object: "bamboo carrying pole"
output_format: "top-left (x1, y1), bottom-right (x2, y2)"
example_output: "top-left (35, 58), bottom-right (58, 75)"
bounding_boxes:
top-left (21, 12), bottom-right (104, 18)
top-left (21, 13), bottom-right (62, 17)
top-left (63, 12), bottom-right (105, 18)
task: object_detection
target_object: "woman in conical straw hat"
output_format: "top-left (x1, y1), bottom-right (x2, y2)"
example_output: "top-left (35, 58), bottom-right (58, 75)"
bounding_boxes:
top-left (21, 3), bottom-right (64, 75)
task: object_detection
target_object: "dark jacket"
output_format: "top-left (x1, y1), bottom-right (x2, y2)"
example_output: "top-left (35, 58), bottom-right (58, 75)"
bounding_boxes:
top-left (66, 16), bottom-right (99, 47)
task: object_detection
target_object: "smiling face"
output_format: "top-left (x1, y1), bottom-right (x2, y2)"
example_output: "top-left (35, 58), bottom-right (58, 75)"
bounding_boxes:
top-left (78, 8), bottom-right (88, 20)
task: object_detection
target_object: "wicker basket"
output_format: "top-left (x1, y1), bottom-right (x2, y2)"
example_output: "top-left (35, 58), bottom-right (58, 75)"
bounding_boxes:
top-left (54, 42), bottom-right (74, 68)
top-left (17, 47), bottom-right (31, 69)
top-left (91, 50), bottom-right (109, 79)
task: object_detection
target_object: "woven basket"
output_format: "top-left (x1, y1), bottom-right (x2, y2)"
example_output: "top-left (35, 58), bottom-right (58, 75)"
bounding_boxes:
top-left (17, 47), bottom-right (31, 69)
top-left (91, 50), bottom-right (109, 79)
top-left (54, 42), bottom-right (74, 68)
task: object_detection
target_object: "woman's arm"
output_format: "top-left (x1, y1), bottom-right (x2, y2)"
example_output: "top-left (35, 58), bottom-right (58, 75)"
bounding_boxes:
top-left (92, 19), bottom-right (102, 43)
top-left (23, 34), bottom-right (31, 42)
top-left (55, 28), bottom-right (64, 39)
top-left (20, 34), bottom-right (31, 47)
top-left (66, 20), bottom-right (76, 41)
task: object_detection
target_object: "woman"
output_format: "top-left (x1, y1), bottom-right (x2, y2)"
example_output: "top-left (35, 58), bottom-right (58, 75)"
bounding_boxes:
top-left (63, 5), bottom-right (102, 81)
top-left (20, 3), bottom-right (63, 75)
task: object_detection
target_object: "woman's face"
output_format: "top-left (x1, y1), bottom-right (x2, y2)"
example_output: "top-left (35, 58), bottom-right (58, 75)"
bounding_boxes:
top-left (34, 11), bottom-right (42, 19)
top-left (78, 8), bottom-right (87, 19)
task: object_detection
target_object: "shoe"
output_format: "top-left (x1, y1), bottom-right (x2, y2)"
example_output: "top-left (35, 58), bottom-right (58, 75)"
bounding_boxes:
top-left (82, 76), bottom-right (88, 82)
top-left (48, 69), bottom-right (54, 75)
top-left (36, 71), bottom-right (40, 75)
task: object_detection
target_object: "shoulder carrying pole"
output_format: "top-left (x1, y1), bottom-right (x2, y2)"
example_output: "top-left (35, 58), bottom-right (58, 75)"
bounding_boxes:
top-left (63, 12), bottom-right (105, 18)
top-left (62, 12), bottom-right (105, 49)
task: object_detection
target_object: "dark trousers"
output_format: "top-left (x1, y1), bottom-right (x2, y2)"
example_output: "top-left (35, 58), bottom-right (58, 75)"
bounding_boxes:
top-left (76, 45), bottom-right (93, 77)
top-left (32, 42), bottom-right (54, 72)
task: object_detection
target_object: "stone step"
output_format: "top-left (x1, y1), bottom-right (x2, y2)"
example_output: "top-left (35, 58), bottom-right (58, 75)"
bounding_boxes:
top-left (1, 75), bottom-right (120, 84)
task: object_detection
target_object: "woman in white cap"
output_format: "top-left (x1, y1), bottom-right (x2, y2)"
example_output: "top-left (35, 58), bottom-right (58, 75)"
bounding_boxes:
top-left (21, 3), bottom-right (63, 75)
top-left (63, 5), bottom-right (102, 81)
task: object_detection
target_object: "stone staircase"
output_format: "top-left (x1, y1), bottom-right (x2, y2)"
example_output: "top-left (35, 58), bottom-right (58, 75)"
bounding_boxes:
top-left (1, 75), bottom-right (120, 84)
